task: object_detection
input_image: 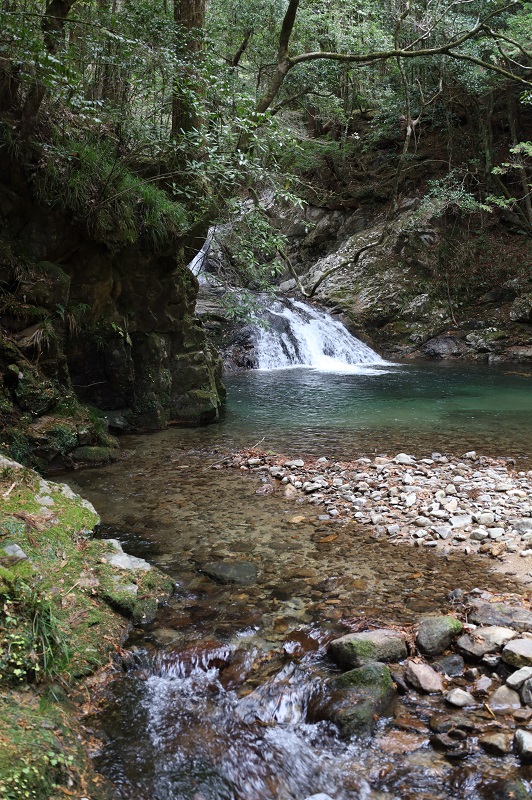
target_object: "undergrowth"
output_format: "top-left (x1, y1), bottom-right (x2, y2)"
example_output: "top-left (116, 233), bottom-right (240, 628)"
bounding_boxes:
top-left (32, 136), bottom-right (189, 252)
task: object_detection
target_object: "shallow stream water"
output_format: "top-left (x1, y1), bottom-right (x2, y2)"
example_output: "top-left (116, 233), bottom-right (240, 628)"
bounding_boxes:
top-left (69, 363), bottom-right (532, 800)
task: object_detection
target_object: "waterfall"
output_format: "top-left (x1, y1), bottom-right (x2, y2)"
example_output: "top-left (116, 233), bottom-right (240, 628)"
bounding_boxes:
top-left (188, 230), bottom-right (214, 284)
top-left (254, 298), bottom-right (389, 372)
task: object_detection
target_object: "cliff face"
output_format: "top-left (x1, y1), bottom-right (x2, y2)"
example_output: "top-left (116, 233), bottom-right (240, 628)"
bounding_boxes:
top-left (0, 164), bottom-right (225, 470)
top-left (273, 200), bottom-right (532, 363)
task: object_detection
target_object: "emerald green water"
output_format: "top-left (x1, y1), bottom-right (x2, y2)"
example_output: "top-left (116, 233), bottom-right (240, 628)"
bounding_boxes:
top-left (180, 362), bottom-right (532, 462)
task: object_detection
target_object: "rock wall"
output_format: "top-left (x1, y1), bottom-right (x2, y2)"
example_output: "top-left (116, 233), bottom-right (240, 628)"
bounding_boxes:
top-left (272, 200), bottom-right (532, 364)
top-left (0, 166), bottom-right (225, 469)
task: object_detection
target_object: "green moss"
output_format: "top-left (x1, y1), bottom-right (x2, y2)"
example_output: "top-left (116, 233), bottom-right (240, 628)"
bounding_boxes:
top-left (342, 639), bottom-right (377, 663)
top-left (0, 692), bottom-right (111, 800)
top-left (331, 662), bottom-right (394, 694)
top-left (0, 461), bottom-right (173, 797)
top-left (69, 445), bottom-right (119, 465)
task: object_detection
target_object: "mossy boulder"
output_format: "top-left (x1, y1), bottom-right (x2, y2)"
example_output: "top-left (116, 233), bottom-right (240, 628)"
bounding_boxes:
top-left (328, 629), bottom-right (407, 669)
top-left (510, 293), bottom-right (532, 323)
top-left (69, 445), bottom-right (120, 466)
top-left (316, 662), bottom-right (397, 738)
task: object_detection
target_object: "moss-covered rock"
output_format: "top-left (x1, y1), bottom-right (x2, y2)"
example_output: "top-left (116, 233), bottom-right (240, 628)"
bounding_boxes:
top-left (416, 615), bottom-right (463, 656)
top-left (0, 458), bottom-right (173, 799)
top-left (69, 445), bottom-right (120, 466)
top-left (328, 628), bottom-right (408, 669)
top-left (316, 662), bottom-right (397, 739)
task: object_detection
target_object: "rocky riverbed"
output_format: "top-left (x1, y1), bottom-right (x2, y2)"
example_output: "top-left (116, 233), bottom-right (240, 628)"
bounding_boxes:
top-left (59, 431), bottom-right (532, 800)
top-left (222, 448), bottom-right (532, 583)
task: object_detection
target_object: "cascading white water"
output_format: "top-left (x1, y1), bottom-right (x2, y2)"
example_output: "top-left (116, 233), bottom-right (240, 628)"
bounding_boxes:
top-left (255, 298), bottom-right (389, 372)
top-left (187, 230), bottom-right (214, 284)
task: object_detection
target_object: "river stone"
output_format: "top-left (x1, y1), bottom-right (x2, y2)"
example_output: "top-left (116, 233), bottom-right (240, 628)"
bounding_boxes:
top-left (432, 654), bottom-right (465, 677)
top-left (416, 616), bottom-right (462, 656)
top-left (512, 519), bottom-right (532, 534)
top-left (103, 540), bottom-right (151, 571)
top-left (395, 453), bottom-right (415, 465)
top-left (404, 661), bottom-right (444, 693)
top-left (520, 678), bottom-right (532, 706)
top-left (479, 733), bottom-right (512, 756)
top-left (469, 601), bottom-right (532, 632)
top-left (456, 626), bottom-right (517, 659)
top-left (502, 639), bottom-right (532, 668)
top-left (2, 543), bottom-right (29, 560)
top-left (320, 662), bottom-right (397, 738)
top-left (507, 666), bottom-right (532, 689)
top-left (328, 629), bottom-right (407, 668)
top-left (445, 688), bottom-right (475, 707)
top-left (450, 515), bottom-right (473, 528)
top-left (488, 685), bottom-right (521, 711)
top-left (489, 779), bottom-right (532, 800)
top-left (474, 675), bottom-right (493, 696)
top-left (515, 729), bottom-right (532, 762)
top-left (201, 561), bottom-right (258, 585)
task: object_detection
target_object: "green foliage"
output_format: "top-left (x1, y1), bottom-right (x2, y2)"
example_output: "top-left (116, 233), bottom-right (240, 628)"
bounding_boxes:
top-left (33, 138), bottom-right (188, 251)
top-left (412, 171), bottom-right (491, 221)
top-left (0, 580), bottom-right (71, 685)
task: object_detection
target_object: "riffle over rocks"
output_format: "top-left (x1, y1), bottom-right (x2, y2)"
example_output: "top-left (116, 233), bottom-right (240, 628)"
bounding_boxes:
top-left (0, 166), bottom-right (225, 469)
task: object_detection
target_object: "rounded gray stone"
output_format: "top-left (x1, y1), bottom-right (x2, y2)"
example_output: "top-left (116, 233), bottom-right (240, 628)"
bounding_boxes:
top-left (329, 629), bottom-right (407, 669)
top-left (201, 561), bottom-right (258, 585)
top-left (416, 616), bottom-right (462, 656)
top-left (503, 639), bottom-right (532, 668)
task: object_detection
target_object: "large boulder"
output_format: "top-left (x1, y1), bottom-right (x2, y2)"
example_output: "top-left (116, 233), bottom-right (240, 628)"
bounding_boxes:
top-left (456, 626), bottom-right (516, 660)
top-left (510, 293), bottom-right (532, 322)
top-left (469, 602), bottom-right (532, 632)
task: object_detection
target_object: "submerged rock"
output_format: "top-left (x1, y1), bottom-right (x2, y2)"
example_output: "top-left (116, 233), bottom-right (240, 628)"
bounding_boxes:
top-left (201, 561), bottom-right (258, 585)
top-left (488, 778), bottom-right (532, 800)
top-left (328, 629), bottom-right (407, 669)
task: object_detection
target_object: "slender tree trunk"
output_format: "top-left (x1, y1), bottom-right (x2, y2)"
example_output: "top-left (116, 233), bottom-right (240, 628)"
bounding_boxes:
top-left (171, 0), bottom-right (205, 136)
top-left (21, 0), bottom-right (78, 132)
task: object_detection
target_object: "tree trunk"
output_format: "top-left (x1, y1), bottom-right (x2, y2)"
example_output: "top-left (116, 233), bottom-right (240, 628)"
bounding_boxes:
top-left (21, 0), bottom-right (78, 132)
top-left (171, 0), bottom-right (205, 136)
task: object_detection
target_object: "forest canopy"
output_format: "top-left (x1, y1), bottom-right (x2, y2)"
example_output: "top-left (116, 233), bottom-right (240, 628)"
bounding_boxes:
top-left (0, 0), bottom-right (531, 265)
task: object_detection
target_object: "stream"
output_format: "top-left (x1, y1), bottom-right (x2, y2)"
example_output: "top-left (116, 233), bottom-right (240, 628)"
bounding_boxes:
top-left (67, 303), bottom-right (532, 800)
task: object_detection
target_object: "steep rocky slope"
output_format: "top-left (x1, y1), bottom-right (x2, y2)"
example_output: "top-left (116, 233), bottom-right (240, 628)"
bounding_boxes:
top-left (0, 160), bottom-right (225, 470)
